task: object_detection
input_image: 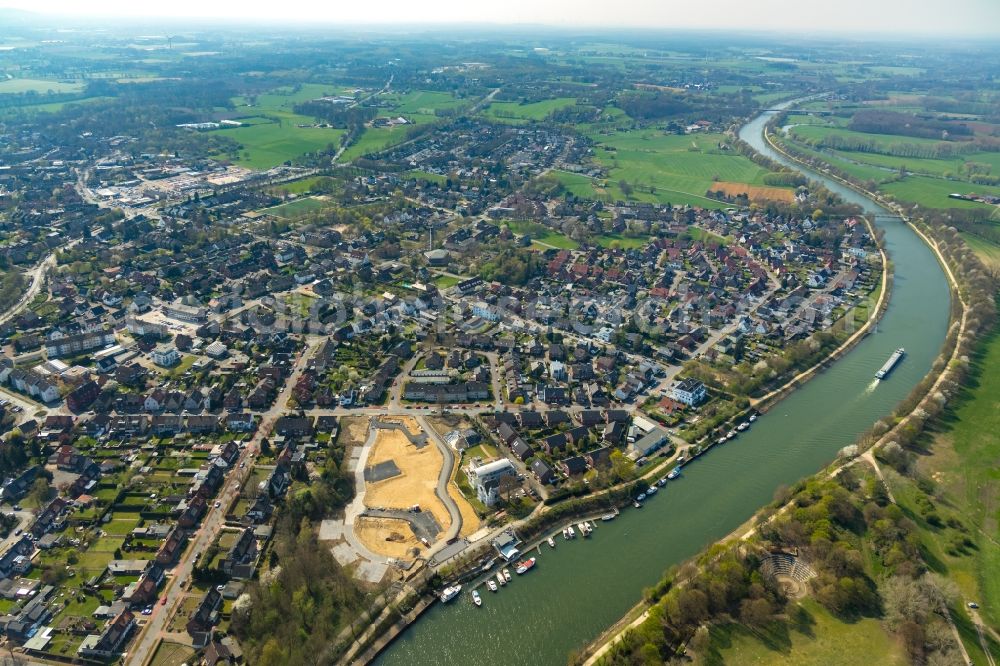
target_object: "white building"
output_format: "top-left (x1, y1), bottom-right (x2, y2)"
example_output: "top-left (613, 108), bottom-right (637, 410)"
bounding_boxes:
top-left (152, 344), bottom-right (180, 368)
top-left (472, 301), bottom-right (501, 322)
top-left (468, 458), bottom-right (517, 507)
top-left (669, 378), bottom-right (707, 407)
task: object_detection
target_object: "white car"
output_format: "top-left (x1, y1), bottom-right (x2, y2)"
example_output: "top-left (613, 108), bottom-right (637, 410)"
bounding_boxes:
top-left (214, 501), bottom-right (221, 508)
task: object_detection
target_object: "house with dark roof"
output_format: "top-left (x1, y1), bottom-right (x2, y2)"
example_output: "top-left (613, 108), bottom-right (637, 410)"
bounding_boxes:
top-left (78, 610), bottom-right (135, 660)
top-left (511, 438), bottom-right (533, 462)
top-left (187, 589), bottom-right (222, 648)
top-left (219, 528), bottom-right (258, 579)
top-left (559, 455), bottom-right (588, 476)
top-left (531, 459), bottom-right (555, 484)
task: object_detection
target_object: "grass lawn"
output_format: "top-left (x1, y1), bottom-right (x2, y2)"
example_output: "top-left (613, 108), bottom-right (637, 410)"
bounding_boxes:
top-left (404, 169), bottom-right (447, 185)
top-left (164, 354), bottom-right (198, 379)
top-left (552, 170), bottom-right (603, 199)
top-left (505, 221), bottom-right (579, 250)
top-left (0, 78), bottom-right (84, 94)
top-left (260, 196), bottom-right (328, 219)
top-left (483, 97), bottom-right (576, 123)
top-left (434, 274), bottom-right (462, 289)
top-left (151, 640), bottom-right (197, 666)
top-left (699, 599), bottom-right (907, 666)
top-left (588, 130), bottom-right (775, 209)
top-left (913, 318), bottom-right (1000, 630)
top-left (594, 233), bottom-right (649, 249)
top-left (961, 234), bottom-right (1000, 272)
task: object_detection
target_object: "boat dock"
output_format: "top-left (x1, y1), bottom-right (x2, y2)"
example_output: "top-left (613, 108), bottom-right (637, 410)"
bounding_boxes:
top-left (875, 348), bottom-right (905, 379)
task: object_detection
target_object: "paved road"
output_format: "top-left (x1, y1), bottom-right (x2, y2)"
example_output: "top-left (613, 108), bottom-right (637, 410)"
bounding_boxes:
top-left (415, 416), bottom-right (462, 547)
top-left (0, 252), bottom-right (56, 329)
top-left (129, 337), bottom-right (322, 666)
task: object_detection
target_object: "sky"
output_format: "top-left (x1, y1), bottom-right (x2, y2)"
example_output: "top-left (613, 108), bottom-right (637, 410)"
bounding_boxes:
top-left (1, 0), bottom-right (1000, 36)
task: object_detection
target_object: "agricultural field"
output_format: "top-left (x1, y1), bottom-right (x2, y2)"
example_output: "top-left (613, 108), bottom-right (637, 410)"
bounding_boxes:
top-left (219, 84), bottom-right (350, 168)
top-left (708, 181), bottom-right (795, 203)
top-left (482, 97), bottom-right (577, 123)
top-left (588, 129), bottom-right (778, 208)
top-left (880, 176), bottom-right (1000, 211)
top-left (382, 90), bottom-right (467, 123)
top-left (340, 126), bottom-right (411, 162)
top-left (0, 77), bottom-right (84, 94)
top-left (218, 120), bottom-right (344, 170)
top-left (702, 599), bottom-right (907, 666)
top-left (961, 234), bottom-right (1000, 271)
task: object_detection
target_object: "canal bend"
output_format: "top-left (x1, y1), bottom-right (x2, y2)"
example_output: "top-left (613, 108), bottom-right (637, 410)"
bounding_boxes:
top-left (374, 103), bottom-right (952, 666)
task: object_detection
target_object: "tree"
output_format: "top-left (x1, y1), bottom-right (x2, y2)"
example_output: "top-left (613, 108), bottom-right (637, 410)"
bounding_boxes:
top-left (739, 597), bottom-right (773, 628)
top-left (27, 478), bottom-right (50, 513)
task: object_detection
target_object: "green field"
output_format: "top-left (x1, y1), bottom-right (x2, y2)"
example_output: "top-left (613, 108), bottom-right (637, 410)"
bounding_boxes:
top-left (913, 319), bottom-right (1000, 630)
top-left (701, 599), bottom-right (907, 666)
top-left (219, 120), bottom-right (344, 169)
top-left (881, 176), bottom-right (1000, 211)
top-left (403, 170), bottom-right (446, 185)
top-left (552, 170), bottom-right (603, 198)
top-left (0, 78), bottom-right (85, 94)
top-left (594, 233), bottom-right (649, 249)
top-left (589, 130), bottom-right (776, 208)
top-left (383, 90), bottom-right (466, 123)
top-left (340, 126), bottom-right (413, 161)
top-left (260, 196), bottom-right (329, 218)
top-left (961, 234), bottom-right (1000, 271)
top-left (223, 84), bottom-right (349, 168)
top-left (483, 97), bottom-right (576, 123)
top-left (505, 221), bottom-right (579, 249)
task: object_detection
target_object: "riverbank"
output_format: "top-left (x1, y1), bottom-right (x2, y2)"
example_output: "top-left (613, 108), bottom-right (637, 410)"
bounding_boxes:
top-left (578, 114), bottom-right (967, 666)
top-left (372, 102), bottom-right (952, 666)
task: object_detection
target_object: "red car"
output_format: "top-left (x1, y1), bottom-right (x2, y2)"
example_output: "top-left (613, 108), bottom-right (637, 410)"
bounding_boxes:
top-left (160, 596), bottom-right (168, 606)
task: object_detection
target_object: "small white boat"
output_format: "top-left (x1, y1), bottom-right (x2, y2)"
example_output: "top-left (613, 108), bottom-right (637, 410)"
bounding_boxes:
top-left (547, 537), bottom-right (556, 548)
top-left (717, 437), bottom-right (728, 445)
top-left (637, 492), bottom-right (646, 501)
top-left (472, 590), bottom-right (482, 606)
top-left (577, 522), bottom-right (587, 534)
top-left (503, 568), bottom-right (512, 583)
top-left (496, 571), bottom-right (506, 586)
top-left (633, 500), bottom-right (642, 509)
top-left (737, 422), bottom-right (749, 432)
top-left (601, 512), bottom-right (617, 521)
top-left (658, 477), bottom-right (667, 487)
top-left (563, 528), bottom-right (571, 540)
top-left (749, 414), bottom-right (758, 422)
top-left (440, 584), bottom-right (462, 603)
top-left (487, 580), bottom-right (498, 593)
top-left (646, 485), bottom-right (658, 495)
top-left (667, 466), bottom-right (682, 480)
top-left (567, 526), bottom-right (576, 539)
top-left (515, 557), bottom-right (536, 574)
top-left (727, 430), bottom-right (738, 440)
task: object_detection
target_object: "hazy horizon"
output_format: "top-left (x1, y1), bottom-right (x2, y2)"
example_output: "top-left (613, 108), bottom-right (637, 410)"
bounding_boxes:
top-left (2, 0), bottom-right (999, 37)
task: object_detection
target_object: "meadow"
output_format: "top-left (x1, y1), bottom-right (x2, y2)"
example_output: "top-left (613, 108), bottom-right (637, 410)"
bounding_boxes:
top-left (0, 77), bottom-right (84, 94)
top-left (223, 84), bottom-right (348, 168)
top-left (588, 129), bottom-right (783, 208)
top-left (505, 220), bottom-right (579, 250)
top-left (259, 196), bottom-right (329, 218)
top-left (220, 120), bottom-right (344, 169)
top-left (482, 97), bottom-right (577, 123)
top-left (703, 599), bottom-right (907, 666)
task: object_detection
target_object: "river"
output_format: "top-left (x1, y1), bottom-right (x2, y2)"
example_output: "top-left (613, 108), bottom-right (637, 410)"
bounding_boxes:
top-left (373, 103), bottom-right (952, 666)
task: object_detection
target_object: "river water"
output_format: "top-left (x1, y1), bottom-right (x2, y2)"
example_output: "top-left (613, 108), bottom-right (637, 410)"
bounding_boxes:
top-left (374, 104), bottom-right (951, 666)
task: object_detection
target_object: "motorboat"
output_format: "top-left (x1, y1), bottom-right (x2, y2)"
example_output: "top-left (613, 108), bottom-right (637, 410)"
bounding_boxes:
top-left (440, 584), bottom-right (462, 603)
